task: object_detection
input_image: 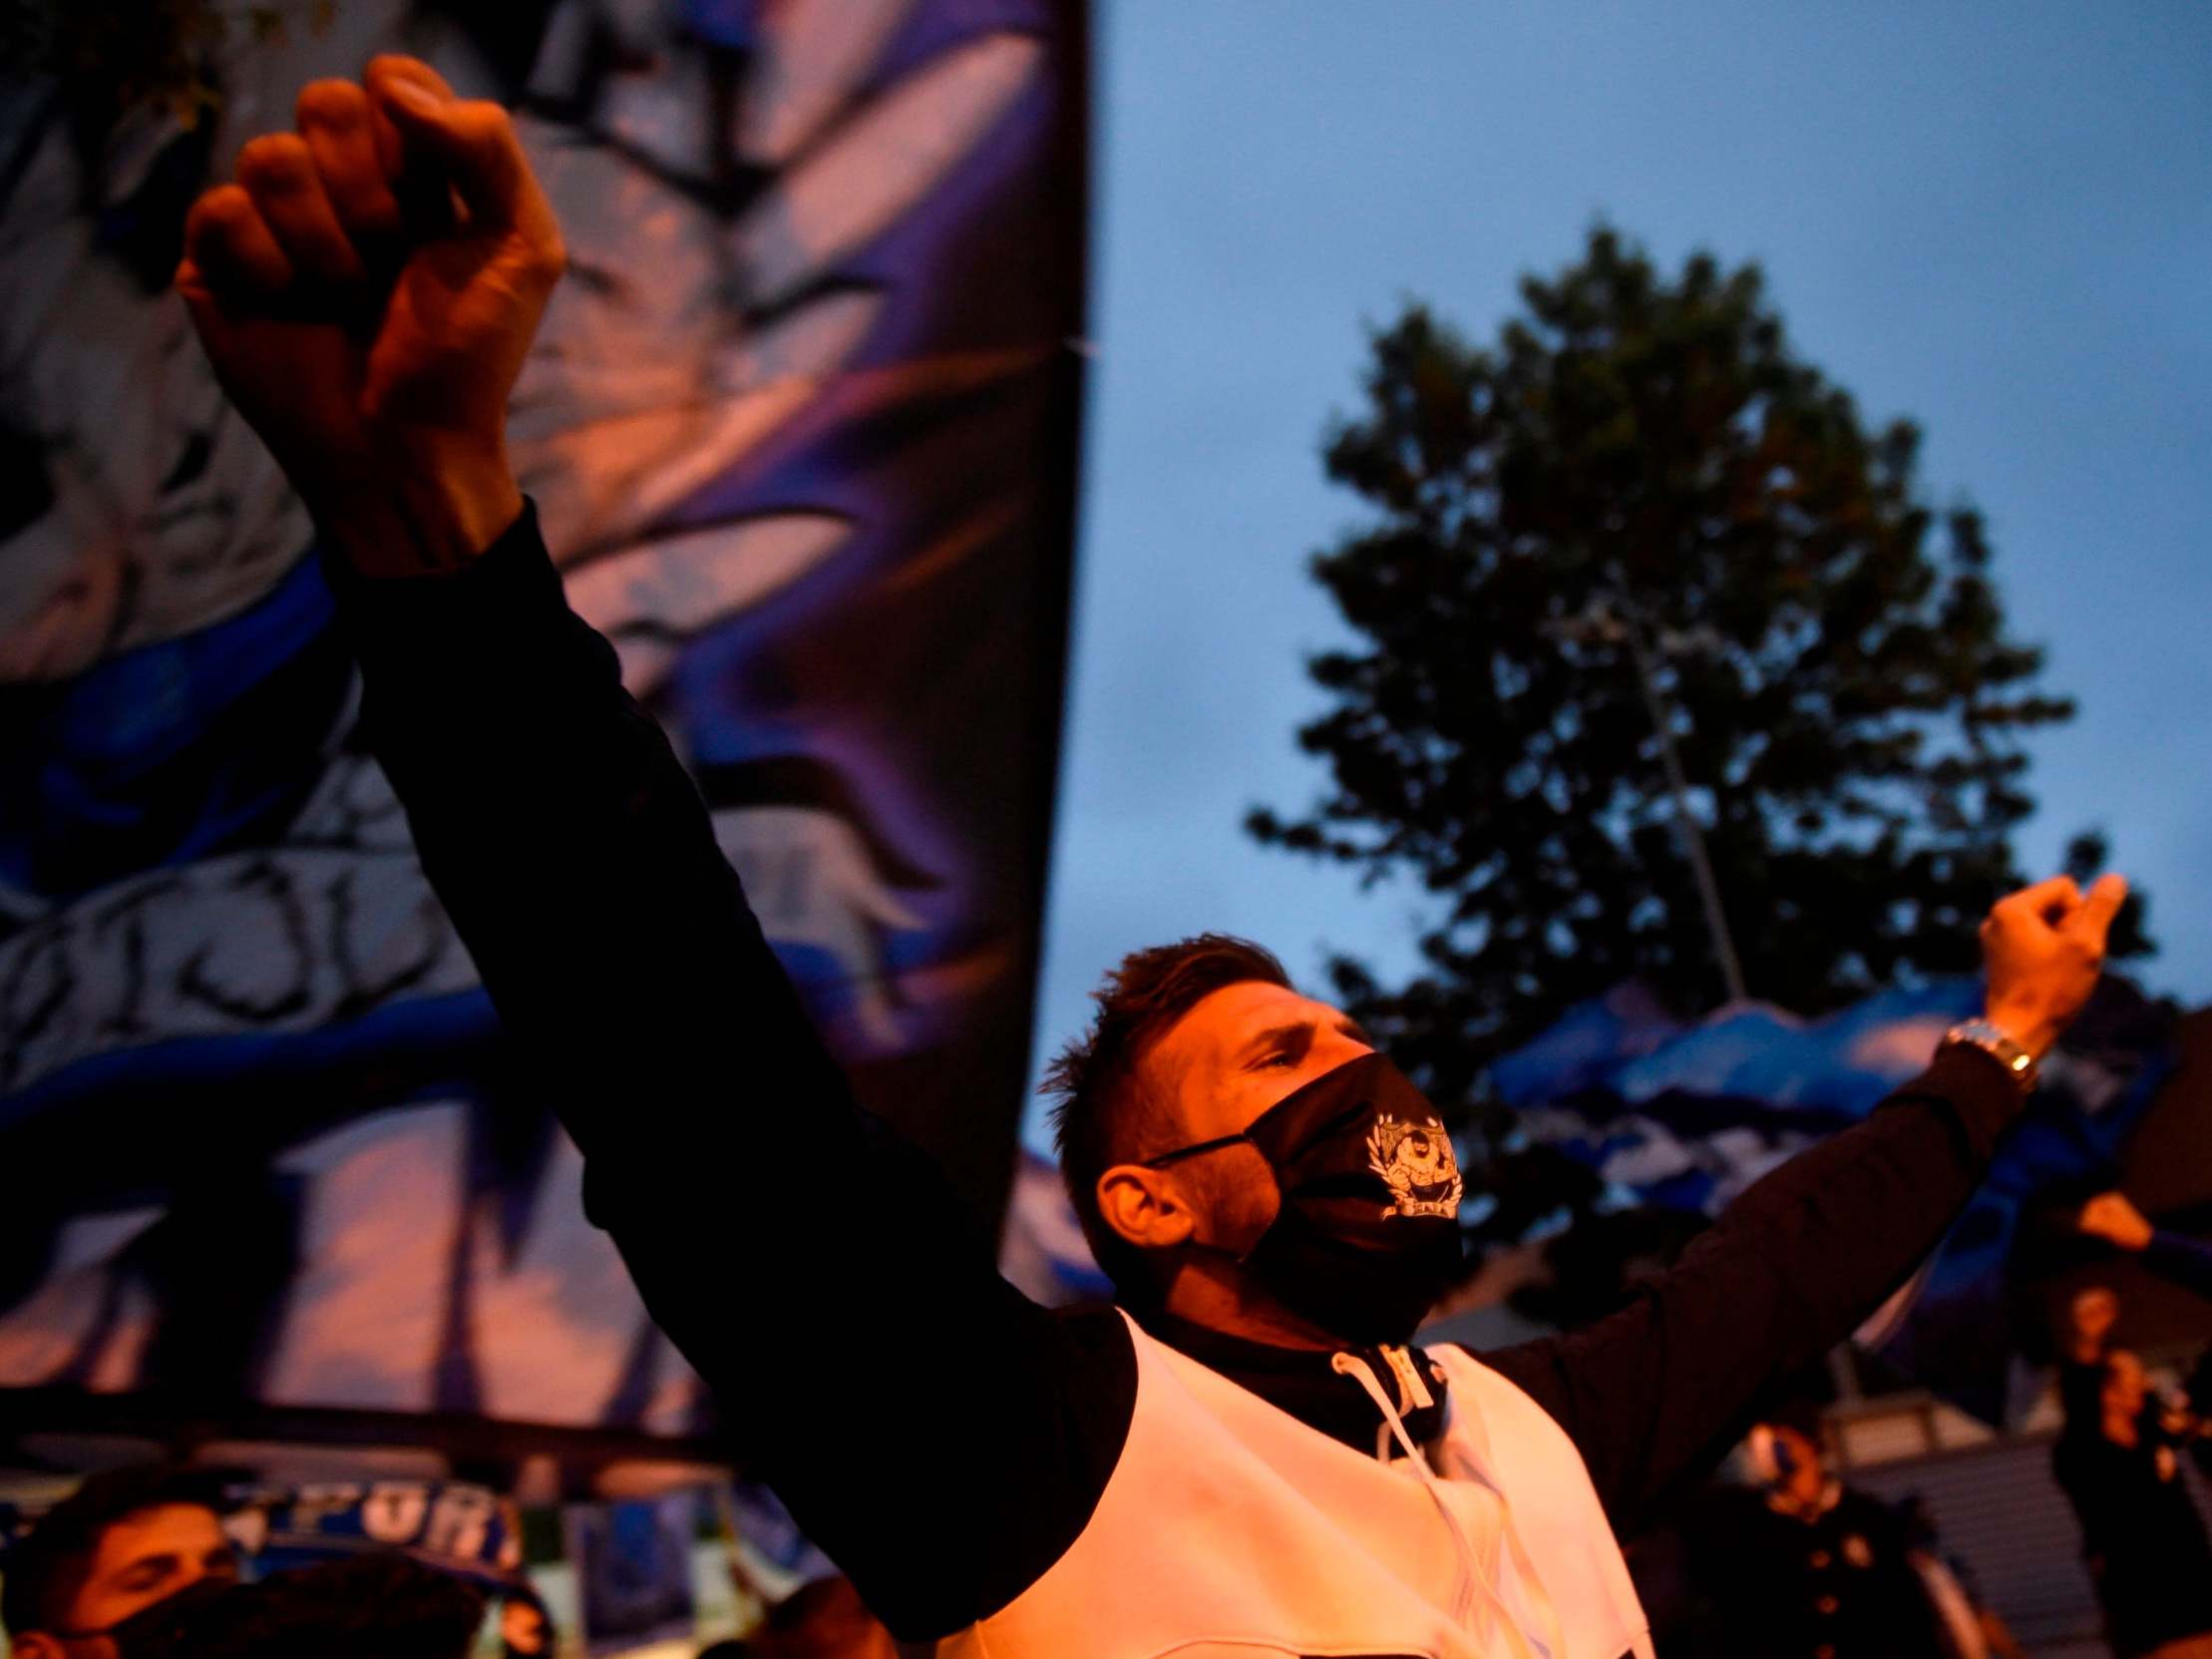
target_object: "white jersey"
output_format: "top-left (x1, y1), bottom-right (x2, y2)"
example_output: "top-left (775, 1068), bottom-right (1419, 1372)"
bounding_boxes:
top-left (934, 1312), bottom-right (1654, 1659)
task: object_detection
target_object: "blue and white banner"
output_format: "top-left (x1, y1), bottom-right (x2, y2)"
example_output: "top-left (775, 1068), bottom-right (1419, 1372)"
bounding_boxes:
top-left (998, 1146), bottom-right (1112, 1307)
top-left (1498, 980), bottom-right (1984, 1215)
top-left (1, 1477), bottom-right (525, 1588)
top-left (0, 0), bottom-right (1087, 1439)
top-left (1498, 978), bottom-right (2184, 1422)
top-left (567, 1494), bottom-right (699, 1658)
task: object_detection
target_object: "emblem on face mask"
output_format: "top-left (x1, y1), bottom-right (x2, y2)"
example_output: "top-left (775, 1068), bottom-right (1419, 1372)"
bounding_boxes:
top-left (1365, 1115), bottom-right (1463, 1218)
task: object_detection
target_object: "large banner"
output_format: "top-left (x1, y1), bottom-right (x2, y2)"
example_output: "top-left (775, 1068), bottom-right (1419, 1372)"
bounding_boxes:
top-left (0, 0), bottom-right (1086, 1444)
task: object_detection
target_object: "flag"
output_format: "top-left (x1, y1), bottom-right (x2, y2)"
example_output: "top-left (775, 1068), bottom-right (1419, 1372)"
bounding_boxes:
top-left (0, 0), bottom-right (1088, 1445)
top-left (998, 1147), bottom-right (1113, 1307)
top-left (567, 1495), bottom-right (699, 1657)
top-left (1497, 978), bottom-right (2183, 1423)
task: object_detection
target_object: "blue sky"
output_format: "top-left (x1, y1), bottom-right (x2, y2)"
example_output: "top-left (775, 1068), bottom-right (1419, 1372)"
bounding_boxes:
top-left (1022, 2), bottom-right (2212, 1143)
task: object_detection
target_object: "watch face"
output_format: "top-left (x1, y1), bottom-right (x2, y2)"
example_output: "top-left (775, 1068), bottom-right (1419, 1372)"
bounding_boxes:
top-left (1945, 1023), bottom-right (2036, 1084)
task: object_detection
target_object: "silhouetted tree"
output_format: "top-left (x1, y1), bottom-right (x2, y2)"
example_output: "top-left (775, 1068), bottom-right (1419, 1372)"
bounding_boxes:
top-left (1252, 227), bottom-right (2150, 1110)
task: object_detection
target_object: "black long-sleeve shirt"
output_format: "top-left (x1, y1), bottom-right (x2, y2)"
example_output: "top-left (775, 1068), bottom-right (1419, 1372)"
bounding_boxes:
top-left (335, 503), bottom-right (2027, 1643)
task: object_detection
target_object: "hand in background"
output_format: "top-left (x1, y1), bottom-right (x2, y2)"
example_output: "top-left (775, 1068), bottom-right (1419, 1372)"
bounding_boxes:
top-left (176, 57), bottom-right (563, 574)
top-left (1981, 872), bottom-right (2127, 1059)
top-left (2077, 1191), bottom-right (2155, 1253)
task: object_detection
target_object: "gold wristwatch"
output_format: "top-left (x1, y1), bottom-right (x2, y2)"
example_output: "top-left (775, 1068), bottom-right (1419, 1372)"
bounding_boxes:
top-left (1940, 1020), bottom-right (2040, 1095)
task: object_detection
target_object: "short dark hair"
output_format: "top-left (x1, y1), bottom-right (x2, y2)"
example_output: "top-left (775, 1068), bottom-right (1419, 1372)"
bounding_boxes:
top-left (1042, 935), bottom-right (1291, 1301)
top-left (0, 1463), bottom-right (228, 1636)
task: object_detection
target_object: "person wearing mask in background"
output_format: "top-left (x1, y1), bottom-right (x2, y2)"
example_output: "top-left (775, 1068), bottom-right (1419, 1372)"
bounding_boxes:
top-left (2063, 1282), bottom-right (2126, 1434)
top-left (2073, 1192), bottom-right (2212, 1473)
top-left (0, 1465), bottom-right (237, 1659)
top-left (2053, 1345), bottom-right (2212, 1659)
top-left (1687, 1401), bottom-right (1954, 1659)
top-left (174, 56), bottom-right (2130, 1659)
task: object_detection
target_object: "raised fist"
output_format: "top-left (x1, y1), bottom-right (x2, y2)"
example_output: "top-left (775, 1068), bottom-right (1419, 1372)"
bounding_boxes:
top-left (1980, 872), bottom-right (2126, 1059)
top-left (176, 57), bottom-right (563, 575)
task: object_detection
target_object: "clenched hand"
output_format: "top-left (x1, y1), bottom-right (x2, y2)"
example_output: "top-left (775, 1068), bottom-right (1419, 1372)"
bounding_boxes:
top-left (1980, 872), bottom-right (2127, 1060)
top-left (2077, 1190), bottom-right (2154, 1253)
top-left (176, 56), bottom-right (563, 575)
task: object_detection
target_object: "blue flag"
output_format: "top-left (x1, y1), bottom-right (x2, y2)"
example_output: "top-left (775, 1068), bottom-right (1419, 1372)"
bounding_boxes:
top-left (1498, 978), bottom-right (2179, 1423)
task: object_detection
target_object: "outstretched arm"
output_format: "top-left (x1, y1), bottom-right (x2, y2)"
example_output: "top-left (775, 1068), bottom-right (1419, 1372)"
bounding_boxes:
top-left (1487, 875), bottom-right (2126, 1532)
top-left (2077, 1192), bottom-right (2212, 1299)
top-left (179, 61), bottom-right (1131, 1638)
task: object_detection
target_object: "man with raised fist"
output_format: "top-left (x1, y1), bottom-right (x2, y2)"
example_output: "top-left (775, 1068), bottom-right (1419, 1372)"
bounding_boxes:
top-left (178, 59), bottom-right (2130, 1659)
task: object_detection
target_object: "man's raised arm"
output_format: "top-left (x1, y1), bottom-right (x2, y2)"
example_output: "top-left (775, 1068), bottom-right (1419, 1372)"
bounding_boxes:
top-left (178, 60), bottom-right (1133, 1639)
top-left (1486, 874), bottom-right (2127, 1533)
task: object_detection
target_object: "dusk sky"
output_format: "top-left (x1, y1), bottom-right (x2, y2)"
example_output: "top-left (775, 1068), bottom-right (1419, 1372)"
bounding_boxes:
top-left (1022, 2), bottom-right (2212, 1144)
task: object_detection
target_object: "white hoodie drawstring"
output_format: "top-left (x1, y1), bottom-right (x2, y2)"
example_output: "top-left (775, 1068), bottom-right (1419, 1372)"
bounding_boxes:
top-left (1332, 1350), bottom-right (1550, 1659)
top-left (1432, 1379), bottom-right (1586, 1659)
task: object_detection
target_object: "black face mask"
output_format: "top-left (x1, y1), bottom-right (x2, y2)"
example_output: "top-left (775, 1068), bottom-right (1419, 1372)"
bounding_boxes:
top-left (51, 1575), bottom-right (236, 1659)
top-left (1144, 1051), bottom-right (1467, 1344)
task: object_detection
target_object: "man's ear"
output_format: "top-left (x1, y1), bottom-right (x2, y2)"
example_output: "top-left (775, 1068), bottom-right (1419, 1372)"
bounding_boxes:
top-left (11, 1632), bottom-right (65, 1659)
top-left (1096, 1163), bottom-right (1199, 1252)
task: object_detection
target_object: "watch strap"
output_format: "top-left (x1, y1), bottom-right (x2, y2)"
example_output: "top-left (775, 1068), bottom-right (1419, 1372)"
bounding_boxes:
top-left (1940, 1020), bottom-right (2039, 1094)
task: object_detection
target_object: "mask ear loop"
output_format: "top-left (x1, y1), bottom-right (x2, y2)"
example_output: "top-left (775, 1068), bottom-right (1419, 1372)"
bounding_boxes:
top-left (1136, 1134), bottom-right (1277, 1270)
top-left (1138, 1133), bottom-right (1249, 1169)
top-left (1140, 1067), bottom-right (1377, 1171)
